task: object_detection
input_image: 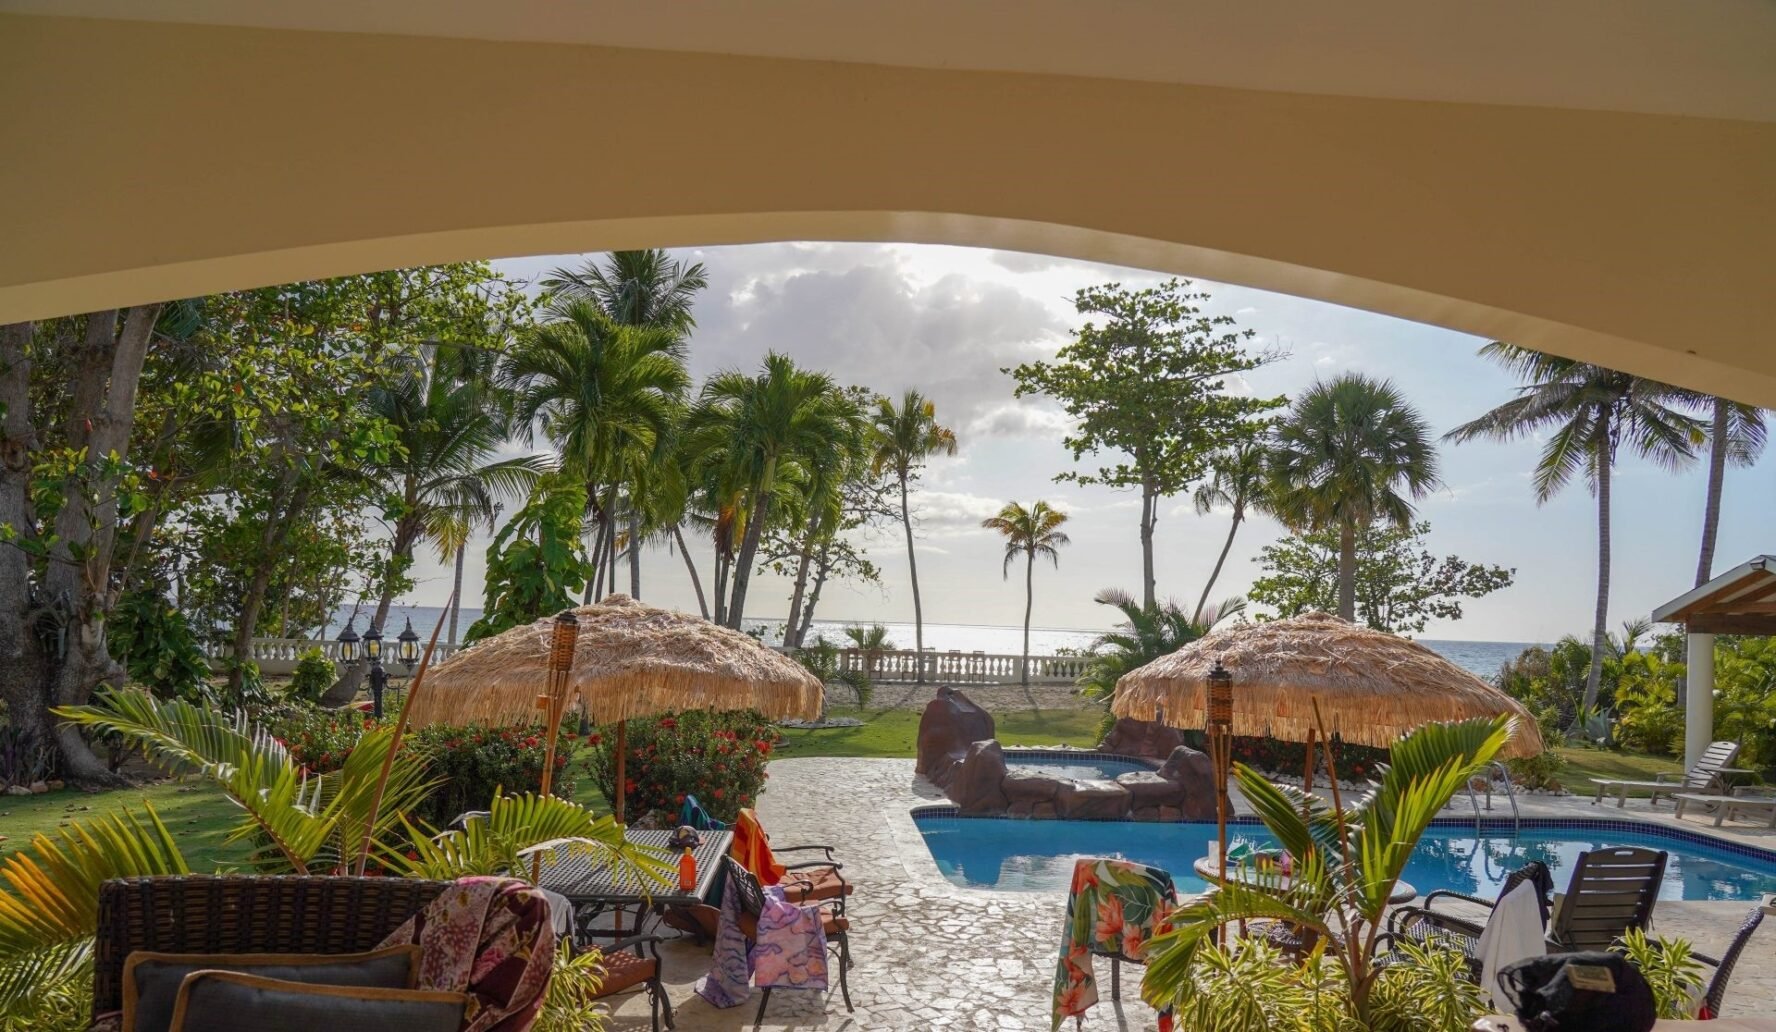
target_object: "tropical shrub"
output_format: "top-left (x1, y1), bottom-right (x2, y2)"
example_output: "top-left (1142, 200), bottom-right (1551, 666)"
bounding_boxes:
top-left (407, 723), bottom-right (578, 828)
top-left (793, 634), bottom-right (872, 710)
top-left (287, 648), bottom-right (338, 703)
top-left (1506, 750), bottom-right (1565, 791)
top-left (1077, 589), bottom-right (1238, 738)
top-left (0, 725), bottom-right (56, 787)
top-left (264, 706), bottom-right (380, 774)
top-left (465, 473), bottom-right (593, 643)
top-left (1614, 928), bottom-right (1706, 1019)
top-left (1713, 636), bottom-right (1776, 771)
top-left (107, 585), bottom-right (211, 703)
top-left (585, 709), bottom-right (774, 824)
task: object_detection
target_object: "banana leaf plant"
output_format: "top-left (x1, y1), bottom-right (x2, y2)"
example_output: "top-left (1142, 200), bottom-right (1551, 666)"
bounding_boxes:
top-left (55, 688), bottom-right (437, 875)
top-left (1141, 715), bottom-right (1515, 1026)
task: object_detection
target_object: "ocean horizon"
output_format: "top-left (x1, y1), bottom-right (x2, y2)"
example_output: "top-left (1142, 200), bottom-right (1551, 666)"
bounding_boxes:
top-left (327, 604), bottom-right (1540, 680)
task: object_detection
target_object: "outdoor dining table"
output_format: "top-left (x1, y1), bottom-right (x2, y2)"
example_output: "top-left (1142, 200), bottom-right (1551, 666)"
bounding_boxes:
top-left (1192, 856), bottom-right (1418, 904)
top-left (539, 828), bottom-right (733, 942)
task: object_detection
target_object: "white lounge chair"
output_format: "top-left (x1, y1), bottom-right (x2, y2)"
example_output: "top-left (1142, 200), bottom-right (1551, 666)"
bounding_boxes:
top-left (1674, 787), bottom-right (1776, 828)
top-left (1590, 741), bottom-right (1740, 807)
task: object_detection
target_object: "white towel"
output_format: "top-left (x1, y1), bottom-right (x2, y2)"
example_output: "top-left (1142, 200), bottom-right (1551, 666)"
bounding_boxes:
top-left (1476, 880), bottom-right (1546, 1008)
top-left (540, 887), bottom-right (575, 938)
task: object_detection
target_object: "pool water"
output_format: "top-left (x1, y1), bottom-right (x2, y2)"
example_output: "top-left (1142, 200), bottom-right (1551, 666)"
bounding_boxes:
top-left (914, 814), bottom-right (1776, 902)
top-left (1000, 750), bottom-right (1151, 782)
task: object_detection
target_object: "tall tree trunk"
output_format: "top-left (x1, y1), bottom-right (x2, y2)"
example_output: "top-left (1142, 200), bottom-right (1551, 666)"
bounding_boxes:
top-left (727, 464), bottom-right (775, 629)
top-left (627, 505), bottom-right (642, 599)
top-left (605, 515), bottom-right (618, 599)
top-left (898, 471), bottom-right (926, 682)
top-left (1336, 519), bottom-right (1357, 622)
top-left (0, 321), bottom-right (52, 764)
top-left (1139, 480), bottom-right (1158, 611)
top-left (1021, 549), bottom-right (1034, 687)
top-left (1582, 447), bottom-right (1612, 715)
top-left (233, 478), bottom-right (315, 700)
top-left (783, 513), bottom-right (823, 648)
top-left (585, 514), bottom-right (607, 604)
top-left (447, 544), bottom-right (466, 645)
top-left (1193, 504), bottom-right (1244, 625)
top-left (713, 551), bottom-right (729, 626)
top-left (1696, 397), bottom-right (1730, 588)
top-left (672, 525), bottom-right (709, 619)
top-left (798, 540), bottom-right (832, 646)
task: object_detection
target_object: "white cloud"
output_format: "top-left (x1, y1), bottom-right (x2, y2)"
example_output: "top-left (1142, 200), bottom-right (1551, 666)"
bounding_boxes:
top-left (911, 489), bottom-right (1006, 535)
top-left (966, 402), bottom-right (1073, 439)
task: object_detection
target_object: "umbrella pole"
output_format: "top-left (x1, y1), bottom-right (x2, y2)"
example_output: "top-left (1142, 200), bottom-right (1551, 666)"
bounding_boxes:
top-left (355, 584), bottom-right (455, 877)
top-left (615, 719), bottom-right (627, 825)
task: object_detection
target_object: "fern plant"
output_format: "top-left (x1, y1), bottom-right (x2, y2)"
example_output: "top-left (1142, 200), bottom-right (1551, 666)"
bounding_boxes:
top-left (383, 788), bottom-right (671, 888)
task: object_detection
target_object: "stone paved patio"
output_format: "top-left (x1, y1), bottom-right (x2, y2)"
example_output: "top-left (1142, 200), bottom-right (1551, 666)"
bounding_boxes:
top-left (597, 758), bottom-right (1776, 1030)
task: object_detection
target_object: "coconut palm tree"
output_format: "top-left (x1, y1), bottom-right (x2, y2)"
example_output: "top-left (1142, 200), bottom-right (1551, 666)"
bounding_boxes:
top-left (1267, 374), bottom-right (1440, 624)
top-left (541, 250), bottom-right (707, 597)
top-left (843, 623), bottom-right (897, 682)
top-left (683, 353), bottom-right (862, 628)
top-left (1445, 344), bottom-right (1700, 713)
top-left (981, 501), bottom-right (1071, 686)
top-left (870, 391), bottom-right (958, 680)
top-left (1076, 588), bottom-right (1243, 712)
top-left (1692, 396), bottom-right (1766, 586)
top-left (364, 345), bottom-right (545, 637)
top-left (1191, 437), bottom-right (1270, 624)
top-left (501, 302), bottom-right (690, 604)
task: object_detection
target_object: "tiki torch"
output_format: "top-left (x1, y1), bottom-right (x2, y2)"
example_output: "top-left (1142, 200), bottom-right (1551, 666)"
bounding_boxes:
top-left (1206, 660), bottom-right (1234, 889)
top-left (530, 610), bottom-right (580, 884)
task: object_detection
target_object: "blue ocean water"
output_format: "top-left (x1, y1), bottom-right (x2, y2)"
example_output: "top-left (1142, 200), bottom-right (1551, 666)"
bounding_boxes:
top-left (915, 814), bottom-right (1776, 901)
top-left (329, 605), bottom-right (1537, 681)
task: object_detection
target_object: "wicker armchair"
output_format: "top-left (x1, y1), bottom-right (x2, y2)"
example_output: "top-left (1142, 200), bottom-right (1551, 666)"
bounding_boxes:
top-left (93, 875), bottom-right (455, 1018)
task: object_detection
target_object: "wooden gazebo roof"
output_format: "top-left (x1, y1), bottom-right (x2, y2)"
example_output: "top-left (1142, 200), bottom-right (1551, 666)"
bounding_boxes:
top-left (1651, 556), bottom-right (1776, 634)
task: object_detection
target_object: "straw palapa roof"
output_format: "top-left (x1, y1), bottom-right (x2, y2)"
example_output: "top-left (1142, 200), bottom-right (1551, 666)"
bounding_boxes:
top-left (406, 595), bottom-right (824, 726)
top-left (1111, 611), bottom-right (1545, 758)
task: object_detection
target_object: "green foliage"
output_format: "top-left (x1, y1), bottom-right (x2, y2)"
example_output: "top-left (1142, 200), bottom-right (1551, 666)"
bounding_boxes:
top-left (585, 710), bottom-right (775, 824)
top-left (263, 705), bottom-right (379, 773)
top-left (1712, 636), bottom-right (1776, 771)
top-left (1142, 716), bottom-right (1513, 1026)
top-left (467, 473), bottom-right (595, 642)
top-left (383, 789), bottom-right (666, 890)
top-left (793, 635), bottom-right (872, 709)
top-left (1247, 520), bottom-right (1512, 634)
top-left (1076, 589), bottom-right (1236, 705)
top-left (534, 944), bottom-right (609, 1032)
top-left (55, 689), bottom-right (434, 875)
top-left (406, 723), bottom-right (578, 828)
top-left (1612, 647), bottom-right (1687, 756)
top-left (287, 648), bottom-right (338, 703)
top-left (1614, 928), bottom-right (1707, 1020)
top-left (108, 584), bottom-right (209, 702)
top-left (1506, 750), bottom-right (1566, 791)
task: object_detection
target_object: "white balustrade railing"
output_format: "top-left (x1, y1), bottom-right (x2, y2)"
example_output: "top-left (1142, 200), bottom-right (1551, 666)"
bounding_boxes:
top-left (831, 648), bottom-right (1087, 686)
top-left (204, 637), bottom-right (460, 677)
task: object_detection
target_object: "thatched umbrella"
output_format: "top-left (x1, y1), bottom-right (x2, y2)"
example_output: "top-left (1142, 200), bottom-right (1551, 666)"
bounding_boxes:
top-left (1111, 611), bottom-right (1545, 758)
top-left (407, 595), bottom-right (824, 822)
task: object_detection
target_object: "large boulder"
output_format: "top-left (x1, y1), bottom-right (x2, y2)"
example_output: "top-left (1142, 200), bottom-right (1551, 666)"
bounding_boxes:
top-left (915, 686), bottom-right (996, 788)
top-left (1054, 779), bottom-right (1131, 820)
top-left (1157, 745), bottom-right (1218, 820)
top-left (949, 740), bottom-right (1010, 815)
top-left (1115, 770), bottom-right (1187, 811)
top-left (1002, 769), bottom-right (1065, 808)
top-left (1097, 716), bottom-right (1187, 760)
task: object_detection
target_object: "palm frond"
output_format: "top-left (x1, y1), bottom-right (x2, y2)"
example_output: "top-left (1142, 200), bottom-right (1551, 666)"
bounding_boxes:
top-left (0, 806), bottom-right (188, 958)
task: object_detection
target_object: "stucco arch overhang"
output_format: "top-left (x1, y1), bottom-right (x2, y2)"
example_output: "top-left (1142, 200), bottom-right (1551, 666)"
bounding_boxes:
top-left (3, 9), bottom-right (1774, 403)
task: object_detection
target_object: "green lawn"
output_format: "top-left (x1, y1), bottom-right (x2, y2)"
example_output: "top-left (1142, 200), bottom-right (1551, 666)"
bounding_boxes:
top-left (1551, 744), bottom-right (1684, 796)
top-left (0, 779), bottom-right (252, 869)
top-left (772, 706), bottom-right (1105, 759)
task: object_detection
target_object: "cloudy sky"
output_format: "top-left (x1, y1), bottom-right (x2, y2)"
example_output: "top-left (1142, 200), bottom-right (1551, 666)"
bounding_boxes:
top-left (394, 242), bottom-right (1774, 645)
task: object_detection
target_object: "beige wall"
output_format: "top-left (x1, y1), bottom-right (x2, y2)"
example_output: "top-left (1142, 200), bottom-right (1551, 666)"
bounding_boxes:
top-left (4, 14), bottom-right (1774, 402)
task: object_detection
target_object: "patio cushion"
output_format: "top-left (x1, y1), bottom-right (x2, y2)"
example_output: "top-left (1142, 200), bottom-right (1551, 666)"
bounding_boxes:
top-left (591, 949), bottom-right (657, 996)
top-left (779, 867), bottom-right (852, 904)
top-left (124, 945), bottom-right (420, 1032)
top-left (167, 970), bottom-right (466, 1032)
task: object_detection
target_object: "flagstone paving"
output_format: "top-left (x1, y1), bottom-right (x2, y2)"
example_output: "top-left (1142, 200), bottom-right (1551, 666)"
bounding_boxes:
top-left (598, 757), bottom-right (1776, 1030)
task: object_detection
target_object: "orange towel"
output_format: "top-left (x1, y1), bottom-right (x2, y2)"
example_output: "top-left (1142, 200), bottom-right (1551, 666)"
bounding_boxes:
top-left (729, 808), bottom-right (786, 886)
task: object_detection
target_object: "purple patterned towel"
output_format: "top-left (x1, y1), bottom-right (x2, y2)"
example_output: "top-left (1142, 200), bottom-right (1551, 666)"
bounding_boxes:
top-left (696, 873), bottom-right (829, 1007)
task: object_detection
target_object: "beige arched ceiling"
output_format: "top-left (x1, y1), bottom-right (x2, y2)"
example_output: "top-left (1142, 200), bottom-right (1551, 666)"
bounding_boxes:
top-left (3, 4), bottom-right (1774, 402)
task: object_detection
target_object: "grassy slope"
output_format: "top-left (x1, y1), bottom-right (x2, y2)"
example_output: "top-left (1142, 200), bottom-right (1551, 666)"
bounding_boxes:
top-left (773, 706), bottom-right (1104, 759)
top-left (0, 779), bottom-right (251, 869)
top-left (1551, 744), bottom-right (1684, 795)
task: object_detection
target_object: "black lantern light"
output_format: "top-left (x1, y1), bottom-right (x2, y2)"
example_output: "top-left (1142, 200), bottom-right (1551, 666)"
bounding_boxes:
top-left (336, 617), bottom-right (361, 664)
top-left (397, 617), bottom-right (420, 670)
top-left (364, 625), bottom-right (387, 718)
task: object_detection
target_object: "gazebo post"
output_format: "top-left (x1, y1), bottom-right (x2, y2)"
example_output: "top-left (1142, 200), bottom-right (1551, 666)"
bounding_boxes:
top-left (1684, 630), bottom-right (1715, 773)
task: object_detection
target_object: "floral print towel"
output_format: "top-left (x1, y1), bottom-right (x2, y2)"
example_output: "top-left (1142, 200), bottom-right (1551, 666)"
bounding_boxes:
top-left (697, 871), bottom-right (829, 1008)
top-left (1052, 858), bottom-right (1178, 1031)
top-left (379, 876), bottom-right (556, 1032)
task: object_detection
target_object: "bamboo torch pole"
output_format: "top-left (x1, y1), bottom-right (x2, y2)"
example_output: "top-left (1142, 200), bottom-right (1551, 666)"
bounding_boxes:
top-left (530, 611), bottom-right (581, 884)
top-left (355, 585), bottom-right (455, 876)
top-left (1205, 660), bottom-right (1234, 943)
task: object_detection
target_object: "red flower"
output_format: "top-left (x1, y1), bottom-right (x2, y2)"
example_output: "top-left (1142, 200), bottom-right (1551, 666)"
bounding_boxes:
top-left (712, 788), bottom-right (724, 800)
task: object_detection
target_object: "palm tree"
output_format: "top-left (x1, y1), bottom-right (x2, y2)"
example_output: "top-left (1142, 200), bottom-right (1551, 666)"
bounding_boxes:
top-left (1267, 374), bottom-right (1439, 624)
top-left (364, 345), bottom-right (544, 636)
top-left (683, 353), bottom-right (861, 628)
top-left (1692, 396), bottom-right (1766, 586)
top-left (1076, 588), bottom-right (1243, 714)
top-left (541, 250), bottom-right (707, 598)
top-left (1191, 438), bottom-right (1270, 624)
top-left (843, 623), bottom-right (896, 682)
top-left (870, 391), bottom-right (958, 681)
top-left (502, 302), bottom-right (690, 603)
top-left (1445, 344), bottom-right (1699, 713)
top-left (981, 501), bottom-right (1071, 686)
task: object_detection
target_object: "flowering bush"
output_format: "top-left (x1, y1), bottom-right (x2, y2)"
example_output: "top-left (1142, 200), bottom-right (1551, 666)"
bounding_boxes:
top-left (584, 709), bottom-right (775, 824)
top-left (263, 705), bottom-right (575, 826)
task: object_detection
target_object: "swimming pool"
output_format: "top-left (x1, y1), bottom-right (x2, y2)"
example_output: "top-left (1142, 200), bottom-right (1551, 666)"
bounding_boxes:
top-left (913, 812), bottom-right (1776, 901)
top-left (1000, 749), bottom-right (1152, 782)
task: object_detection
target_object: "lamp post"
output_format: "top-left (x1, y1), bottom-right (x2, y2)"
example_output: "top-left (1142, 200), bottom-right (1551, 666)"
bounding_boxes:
top-left (336, 617), bottom-right (361, 665)
top-left (364, 625), bottom-right (386, 719)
